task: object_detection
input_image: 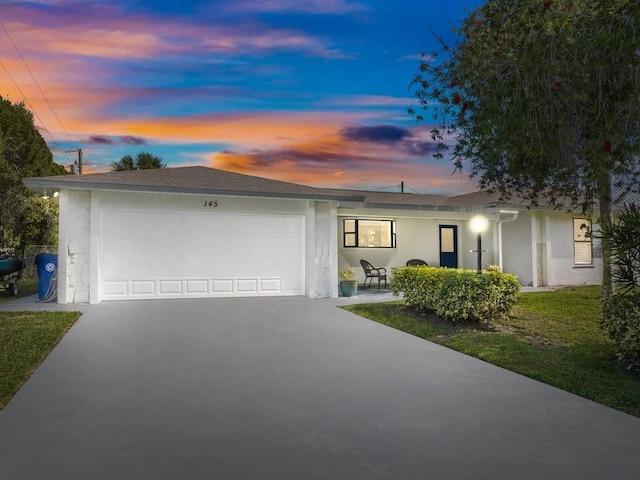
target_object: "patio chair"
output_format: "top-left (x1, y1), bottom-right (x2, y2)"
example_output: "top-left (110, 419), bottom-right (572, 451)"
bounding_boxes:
top-left (360, 259), bottom-right (387, 289)
top-left (406, 258), bottom-right (428, 267)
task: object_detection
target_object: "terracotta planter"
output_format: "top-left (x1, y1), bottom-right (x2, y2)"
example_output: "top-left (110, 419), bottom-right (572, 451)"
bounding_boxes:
top-left (339, 280), bottom-right (358, 297)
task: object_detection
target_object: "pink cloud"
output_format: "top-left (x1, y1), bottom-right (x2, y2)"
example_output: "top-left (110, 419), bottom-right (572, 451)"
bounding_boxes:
top-left (1, 4), bottom-right (346, 60)
top-left (93, 111), bottom-right (370, 147)
top-left (198, 24), bottom-right (348, 58)
top-left (210, 146), bottom-right (474, 194)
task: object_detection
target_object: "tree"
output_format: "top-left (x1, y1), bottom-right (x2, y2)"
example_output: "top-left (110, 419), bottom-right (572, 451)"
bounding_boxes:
top-left (0, 95), bottom-right (66, 252)
top-left (599, 205), bottom-right (640, 369)
top-left (410, 0), bottom-right (640, 294)
top-left (111, 152), bottom-right (166, 171)
top-left (598, 205), bottom-right (640, 293)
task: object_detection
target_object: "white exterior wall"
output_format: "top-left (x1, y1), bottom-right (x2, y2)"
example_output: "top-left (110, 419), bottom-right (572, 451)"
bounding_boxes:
top-left (501, 211), bottom-right (535, 286)
top-left (305, 201), bottom-right (338, 298)
top-left (97, 190), bottom-right (308, 216)
top-left (501, 209), bottom-right (602, 287)
top-left (545, 212), bottom-right (601, 285)
top-left (395, 217), bottom-right (443, 267)
top-left (337, 208), bottom-right (497, 285)
top-left (57, 189), bottom-right (91, 303)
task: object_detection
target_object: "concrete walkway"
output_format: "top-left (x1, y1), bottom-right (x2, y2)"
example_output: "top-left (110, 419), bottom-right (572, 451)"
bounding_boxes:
top-left (1, 296), bottom-right (639, 479)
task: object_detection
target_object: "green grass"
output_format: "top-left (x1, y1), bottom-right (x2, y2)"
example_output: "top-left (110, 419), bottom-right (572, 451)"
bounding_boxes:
top-left (0, 279), bottom-right (38, 305)
top-left (344, 286), bottom-right (640, 417)
top-left (0, 310), bottom-right (81, 410)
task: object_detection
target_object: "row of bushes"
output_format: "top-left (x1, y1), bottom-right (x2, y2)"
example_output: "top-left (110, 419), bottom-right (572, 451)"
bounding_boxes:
top-left (391, 266), bottom-right (520, 324)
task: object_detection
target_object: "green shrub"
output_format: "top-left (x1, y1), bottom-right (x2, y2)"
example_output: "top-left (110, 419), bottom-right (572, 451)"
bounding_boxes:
top-left (597, 205), bottom-right (640, 368)
top-left (597, 204), bottom-right (640, 293)
top-left (602, 292), bottom-right (640, 369)
top-left (391, 266), bottom-right (520, 324)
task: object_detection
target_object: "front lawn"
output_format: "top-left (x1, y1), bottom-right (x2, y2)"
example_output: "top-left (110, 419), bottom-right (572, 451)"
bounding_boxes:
top-left (0, 311), bottom-right (81, 410)
top-left (343, 286), bottom-right (640, 417)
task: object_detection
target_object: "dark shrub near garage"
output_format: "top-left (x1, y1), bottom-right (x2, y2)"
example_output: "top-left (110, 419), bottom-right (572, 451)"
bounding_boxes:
top-left (391, 266), bottom-right (520, 325)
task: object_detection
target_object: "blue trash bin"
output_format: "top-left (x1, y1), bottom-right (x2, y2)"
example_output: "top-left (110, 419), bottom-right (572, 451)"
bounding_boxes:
top-left (35, 253), bottom-right (58, 300)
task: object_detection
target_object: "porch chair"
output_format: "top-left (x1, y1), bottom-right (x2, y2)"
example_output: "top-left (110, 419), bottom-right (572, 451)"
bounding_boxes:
top-left (359, 259), bottom-right (387, 289)
top-left (406, 258), bottom-right (428, 267)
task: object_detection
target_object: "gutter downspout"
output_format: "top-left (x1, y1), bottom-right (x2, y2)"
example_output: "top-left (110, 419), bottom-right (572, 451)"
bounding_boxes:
top-left (497, 210), bottom-right (519, 272)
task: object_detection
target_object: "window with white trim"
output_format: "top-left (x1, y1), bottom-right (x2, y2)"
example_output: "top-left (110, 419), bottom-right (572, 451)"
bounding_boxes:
top-left (343, 219), bottom-right (396, 248)
top-left (573, 218), bottom-right (592, 265)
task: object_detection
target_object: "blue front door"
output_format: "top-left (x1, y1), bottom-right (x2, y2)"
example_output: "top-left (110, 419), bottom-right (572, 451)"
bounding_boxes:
top-left (439, 225), bottom-right (458, 268)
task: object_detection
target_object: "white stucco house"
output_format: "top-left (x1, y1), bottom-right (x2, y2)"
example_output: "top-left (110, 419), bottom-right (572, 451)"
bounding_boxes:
top-left (23, 166), bottom-right (602, 304)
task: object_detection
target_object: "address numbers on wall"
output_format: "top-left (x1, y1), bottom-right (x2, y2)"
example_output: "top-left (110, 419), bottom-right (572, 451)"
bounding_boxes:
top-left (203, 200), bottom-right (219, 208)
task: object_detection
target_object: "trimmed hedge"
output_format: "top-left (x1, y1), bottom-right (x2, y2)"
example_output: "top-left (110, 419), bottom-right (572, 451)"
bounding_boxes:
top-left (391, 266), bottom-right (520, 324)
top-left (602, 292), bottom-right (640, 370)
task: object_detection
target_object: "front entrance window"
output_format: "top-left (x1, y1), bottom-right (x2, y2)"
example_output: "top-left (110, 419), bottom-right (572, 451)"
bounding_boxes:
top-left (441, 227), bottom-right (455, 253)
top-left (343, 219), bottom-right (396, 248)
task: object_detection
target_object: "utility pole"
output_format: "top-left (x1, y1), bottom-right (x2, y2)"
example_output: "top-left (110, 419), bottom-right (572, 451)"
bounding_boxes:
top-left (400, 181), bottom-right (404, 193)
top-left (66, 148), bottom-right (83, 174)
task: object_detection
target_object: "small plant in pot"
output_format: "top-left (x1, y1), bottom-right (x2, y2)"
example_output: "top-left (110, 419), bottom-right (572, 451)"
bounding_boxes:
top-left (339, 267), bottom-right (358, 297)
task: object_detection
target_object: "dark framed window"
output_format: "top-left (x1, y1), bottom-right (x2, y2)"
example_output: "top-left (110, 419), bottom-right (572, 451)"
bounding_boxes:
top-left (343, 219), bottom-right (396, 248)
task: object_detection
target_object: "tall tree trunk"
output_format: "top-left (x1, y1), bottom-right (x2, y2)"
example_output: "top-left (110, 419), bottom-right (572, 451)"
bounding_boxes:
top-left (599, 171), bottom-right (613, 298)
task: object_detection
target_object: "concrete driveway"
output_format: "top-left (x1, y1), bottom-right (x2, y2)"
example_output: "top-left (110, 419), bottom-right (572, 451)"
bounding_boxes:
top-left (1, 296), bottom-right (640, 479)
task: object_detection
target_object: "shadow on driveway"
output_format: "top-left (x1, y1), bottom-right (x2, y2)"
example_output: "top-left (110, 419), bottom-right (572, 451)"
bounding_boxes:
top-left (1, 296), bottom-right (639, 479)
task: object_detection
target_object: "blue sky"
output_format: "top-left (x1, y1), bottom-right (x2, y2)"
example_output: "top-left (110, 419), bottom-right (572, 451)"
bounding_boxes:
top-left (1, 0), bottom-right (483, 194)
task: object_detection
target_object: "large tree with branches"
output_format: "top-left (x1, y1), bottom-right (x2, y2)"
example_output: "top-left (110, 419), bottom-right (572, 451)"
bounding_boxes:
top-left (410, 0), bottom-right (640, 294)
top-left (0, 95), bottom-right (66, 251)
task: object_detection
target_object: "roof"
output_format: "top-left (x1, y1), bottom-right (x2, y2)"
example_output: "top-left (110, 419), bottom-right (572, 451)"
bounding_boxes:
top-left (332, 188), bottom-right (536, 211)
top-left (22, 166), bottom-right (563, 211)
top-left (613, 183), bottom-right (640, 206)
top-left (445, 190), bottom-right (502, 208)
top-left (23, 166), bottom-right (364, 202)
top-left (327, 188), bottom-right (452, 209)
top-left (617, 191), bottom-right (640, 205)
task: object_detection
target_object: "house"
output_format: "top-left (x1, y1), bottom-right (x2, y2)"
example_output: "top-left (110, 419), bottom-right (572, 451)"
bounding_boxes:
top-left (23, 166), bottom-right (602, 304)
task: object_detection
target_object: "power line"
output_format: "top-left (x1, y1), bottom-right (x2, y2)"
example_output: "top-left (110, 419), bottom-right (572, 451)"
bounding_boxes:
top-left (401, 183), bottom-right (420, 194)
top-left (370, 183), bottom-right (421, 193)
top-left (0, 17), bottom-right (74, 143)
top-left (0, 57), bottom-right (64, 154)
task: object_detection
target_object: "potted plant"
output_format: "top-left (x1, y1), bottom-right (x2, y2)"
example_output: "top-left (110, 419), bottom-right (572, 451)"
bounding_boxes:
top-left (339, 267), bottom-right (358, 297)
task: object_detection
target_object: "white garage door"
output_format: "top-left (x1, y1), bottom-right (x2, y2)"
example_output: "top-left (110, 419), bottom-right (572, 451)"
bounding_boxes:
top-left (99, 209), bottom-right (305, 300)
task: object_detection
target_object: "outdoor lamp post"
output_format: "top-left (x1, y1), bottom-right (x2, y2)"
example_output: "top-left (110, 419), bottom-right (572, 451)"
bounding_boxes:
top-left (469, 215), bottom-right (489, 272)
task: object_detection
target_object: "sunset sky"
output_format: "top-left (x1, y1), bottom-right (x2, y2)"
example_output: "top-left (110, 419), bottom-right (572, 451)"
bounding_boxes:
top-left (1, 0), bottom-right (483, 194)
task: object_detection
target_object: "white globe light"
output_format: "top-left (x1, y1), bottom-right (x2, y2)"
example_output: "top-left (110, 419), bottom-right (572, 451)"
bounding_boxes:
top-left (470, 215), bottom-right (489, 233)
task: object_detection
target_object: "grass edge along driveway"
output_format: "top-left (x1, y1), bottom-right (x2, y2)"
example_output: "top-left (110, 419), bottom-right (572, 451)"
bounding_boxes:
top-left (0, 311), bottom-right (81, 410)
top-left (343, 286), bottom-right (640, 418)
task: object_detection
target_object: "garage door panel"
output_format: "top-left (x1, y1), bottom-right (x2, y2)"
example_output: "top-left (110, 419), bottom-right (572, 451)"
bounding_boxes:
top-left (211, 279), bottom-right (233, 294)
top-left (186, 279), bottom-right (209, 294)
top-left (100, 210), bottom-right (304, 300)
top-left (159, 280), bottom-right (182, 295)
top-left (130, 281), bottom-right (155, 296)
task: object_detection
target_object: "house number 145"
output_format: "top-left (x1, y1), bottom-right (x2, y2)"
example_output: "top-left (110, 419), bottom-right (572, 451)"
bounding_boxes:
top-left (204, 201), bottom-right (218, 208)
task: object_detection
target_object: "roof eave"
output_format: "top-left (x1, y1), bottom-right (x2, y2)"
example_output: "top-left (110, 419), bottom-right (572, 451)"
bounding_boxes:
top-left (339, 200), bottom-right (500, 213)
top-left (22, 178), bottom-right (364, 203)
